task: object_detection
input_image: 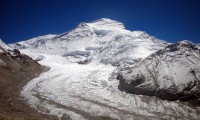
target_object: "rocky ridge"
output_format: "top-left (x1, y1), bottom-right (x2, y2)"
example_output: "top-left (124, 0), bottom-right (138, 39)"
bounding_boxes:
top-left (117, 41), bottom-right (200, 103)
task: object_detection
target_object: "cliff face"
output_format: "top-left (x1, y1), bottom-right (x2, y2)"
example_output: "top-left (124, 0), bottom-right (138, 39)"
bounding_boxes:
top-left (117, 41), bottom-right (200, 103)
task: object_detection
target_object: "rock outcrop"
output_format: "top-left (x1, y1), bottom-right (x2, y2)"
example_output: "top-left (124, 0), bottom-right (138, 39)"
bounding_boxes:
top-left (117, 41), bottom-right (200, 103)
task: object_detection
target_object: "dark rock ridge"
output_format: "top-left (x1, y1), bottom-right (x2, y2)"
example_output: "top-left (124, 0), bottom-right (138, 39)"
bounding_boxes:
top-left (117, 41), bottom-right (200, 103)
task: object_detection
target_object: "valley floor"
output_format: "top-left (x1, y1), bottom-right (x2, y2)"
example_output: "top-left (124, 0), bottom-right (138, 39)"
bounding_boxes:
top-left (20, 51), bottom-right (200, 120)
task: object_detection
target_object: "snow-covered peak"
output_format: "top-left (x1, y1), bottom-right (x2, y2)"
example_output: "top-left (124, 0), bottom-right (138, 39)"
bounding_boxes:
top-left (165, 40), bottom-right (198, 51)
top-left (86, 18), bottom-right (130, 33)
top-left (89, 18), bottom-right (125, 28)
top-left (179, 40), bottom-right (193, 44)
top-left (10, 18), bottom-right (168, 65)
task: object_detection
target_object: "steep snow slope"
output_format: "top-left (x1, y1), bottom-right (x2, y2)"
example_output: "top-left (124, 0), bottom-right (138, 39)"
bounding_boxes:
top-left (9, 34), bottom-right (56, 49)
top-left (10, 18), bottom-right (200, 119)
top-left (117, 41), bottom-right (200, 102)
top-left (0, 39), bottom-right (12, 52)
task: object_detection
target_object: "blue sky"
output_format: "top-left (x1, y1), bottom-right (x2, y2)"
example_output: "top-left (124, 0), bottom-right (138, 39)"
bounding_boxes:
top-left (0, 0), bottom-right (200, 44)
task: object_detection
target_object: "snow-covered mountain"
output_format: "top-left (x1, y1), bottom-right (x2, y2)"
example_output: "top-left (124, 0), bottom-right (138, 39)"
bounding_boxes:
top-left (9, 18), bottom-right (200, 120)
top-left (10, 18), bottom-right (167, 66)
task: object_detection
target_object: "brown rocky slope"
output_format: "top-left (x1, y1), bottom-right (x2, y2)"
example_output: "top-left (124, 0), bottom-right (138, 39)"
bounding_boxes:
top-left (0, 39), bottom-right (58, 120)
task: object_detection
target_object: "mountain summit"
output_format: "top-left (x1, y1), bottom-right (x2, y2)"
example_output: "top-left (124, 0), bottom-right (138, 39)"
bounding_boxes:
top-left (86, 18), bottom-right (128, 32)
top-left (10, 18), bottom-right (167, 65)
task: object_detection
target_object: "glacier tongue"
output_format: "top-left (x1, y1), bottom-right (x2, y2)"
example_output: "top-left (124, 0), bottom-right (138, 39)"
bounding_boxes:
top-left (10, 18), bottom-right (200, 119)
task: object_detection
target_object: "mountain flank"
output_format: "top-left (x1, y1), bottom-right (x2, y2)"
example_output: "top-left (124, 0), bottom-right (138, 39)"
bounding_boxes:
top-left (0, 39), bottom-right (58, 120)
